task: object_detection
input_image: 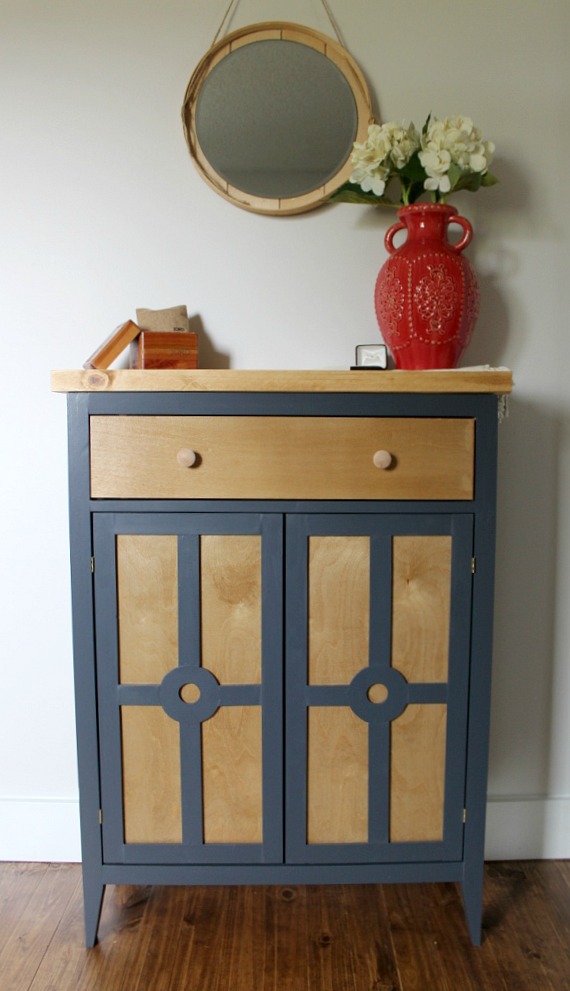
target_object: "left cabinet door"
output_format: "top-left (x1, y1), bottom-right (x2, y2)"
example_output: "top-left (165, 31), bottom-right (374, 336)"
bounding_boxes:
top-left (92, 512), bottom-right (283, 865)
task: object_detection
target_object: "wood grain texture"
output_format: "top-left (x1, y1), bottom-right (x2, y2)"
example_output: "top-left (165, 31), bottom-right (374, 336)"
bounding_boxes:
top-left (121, 706), bottom-right (182, 844)
top-left (383, 880), bottom-right (489, 990)
top-left (201, 705), bottom-right (263, 844)
top-left (4, 862), bottom-right (569, 990)
top-left (391, 535), bottom-right (452, 683)
top-left (117, 534), bottom-right (179, 684)
top-left (90, 415), bottom-right (475, 500)
top-left (390, 703), bottom-right (447, 842)
top-left (383, 862), bottom-right (570, 991)
top-left (200, 535), bottom-right (261, 685)
top-left (81, 319), bottom-right (140, 370)
top-left (308, 536), bottom-right (369, 685)
top-left (51, 367), bottom-right (513, 393)
top-left (307, 707), bottom-right (368, 844)
top-left (0, 864), bottom-right (78, 991)
top-left (478, 861), bottom-right (570, 990)
top-left (130, 331), bottom-right (198, 370)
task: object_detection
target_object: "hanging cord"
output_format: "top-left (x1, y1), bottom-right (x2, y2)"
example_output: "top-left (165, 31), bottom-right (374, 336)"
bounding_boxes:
top-left (211, 0), bottom-right (241, 46)
top-left (319, 0), bottom-right (345, 46)
top-left (211, 0), bottom-right (346, 48)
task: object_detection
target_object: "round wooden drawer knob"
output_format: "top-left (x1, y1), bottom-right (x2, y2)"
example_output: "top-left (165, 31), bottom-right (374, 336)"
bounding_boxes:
top-left (177, 448), bottom-right (198, 468)
top-left (373, 450), bottom-right (393, 470)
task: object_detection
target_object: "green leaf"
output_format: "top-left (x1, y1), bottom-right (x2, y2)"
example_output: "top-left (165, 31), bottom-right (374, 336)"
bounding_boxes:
top-left (447, 163), bottom-right (464, 191)
top-left (397, 151), bottom-right (425, 184)
top-left (456, 174), bottom-right (482, 193)
top-left (328, 181), bottom-right (400, 207)
top-left (448, 169), bottom-right (499, 195)
top-left (328, 185), bottom-right (381, 205)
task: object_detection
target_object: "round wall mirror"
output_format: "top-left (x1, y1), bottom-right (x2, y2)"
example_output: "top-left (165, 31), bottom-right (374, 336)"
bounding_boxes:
top-left (182, 22), bottom-right (372, 215)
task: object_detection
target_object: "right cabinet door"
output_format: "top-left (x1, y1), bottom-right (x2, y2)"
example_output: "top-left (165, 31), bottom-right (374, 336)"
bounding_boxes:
top-left (285, 513), bottom-right (474, 865)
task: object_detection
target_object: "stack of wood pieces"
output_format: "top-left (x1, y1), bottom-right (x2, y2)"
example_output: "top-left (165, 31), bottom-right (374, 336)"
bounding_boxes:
top-left (82, 306), bottom-right (199, 370)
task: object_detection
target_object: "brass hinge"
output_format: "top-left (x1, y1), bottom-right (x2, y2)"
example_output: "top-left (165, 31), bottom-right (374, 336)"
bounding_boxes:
top-left (471, 557), bottom-right (476, 574)
top-left (463, 808), bottom-right (467, 824)
top-left (90, 556), bottom-right (95, 573)
top-left (98, 809), bottom-right (103, 825)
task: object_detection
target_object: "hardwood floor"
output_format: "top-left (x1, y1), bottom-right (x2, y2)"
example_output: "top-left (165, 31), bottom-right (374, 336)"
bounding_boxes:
top-left (1, 862), bottom-right (568, 991)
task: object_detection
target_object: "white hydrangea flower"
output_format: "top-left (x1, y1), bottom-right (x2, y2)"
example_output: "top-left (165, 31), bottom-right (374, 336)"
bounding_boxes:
top-left (350, 161), bottom-right (390, 197)
top-left (382, 120), bottom-right (421, 169)
top-left (351, 123), bottom-right (391, 172)
top-left (420, 147), bottom-right (452, 193)
top-left (342, 114), bottom-right (495, 203)
top-left (419, 128), bottom-right (453, 193)
top-left (445, 115), bottom-right (494, 175)
top-left (420, 115), bottom-right (495, 190)
top-left (349, 121), bottom-right (420, 197)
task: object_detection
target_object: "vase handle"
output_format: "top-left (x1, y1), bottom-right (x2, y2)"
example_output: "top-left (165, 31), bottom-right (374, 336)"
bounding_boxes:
top-left (384, 221), bottom-right (407, 254)
top-left (447, 214), bottom-right (473, 253)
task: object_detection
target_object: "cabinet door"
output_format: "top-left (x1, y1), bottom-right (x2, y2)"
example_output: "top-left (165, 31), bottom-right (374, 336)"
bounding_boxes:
top-left (286, 513), bottom-right (473, 864)
top-left (93, 513), bottom-right (283, 865)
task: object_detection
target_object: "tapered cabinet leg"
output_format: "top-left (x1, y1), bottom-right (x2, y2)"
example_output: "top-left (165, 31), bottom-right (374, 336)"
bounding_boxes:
top-left (83, 875), bottom-right (105, 948)
top-left (461, 868), bottom-right (484, 946)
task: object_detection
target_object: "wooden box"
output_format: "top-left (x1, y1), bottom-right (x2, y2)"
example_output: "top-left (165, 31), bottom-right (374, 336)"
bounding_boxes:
top-left (129, 331), bottom-right (198, 369)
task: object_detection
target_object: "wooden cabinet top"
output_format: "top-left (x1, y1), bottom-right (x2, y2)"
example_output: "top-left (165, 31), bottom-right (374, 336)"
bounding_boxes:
top-left (51, 368), bottom-right (512, 394)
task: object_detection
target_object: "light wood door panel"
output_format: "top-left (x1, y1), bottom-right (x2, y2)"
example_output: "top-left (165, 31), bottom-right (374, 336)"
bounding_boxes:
top-left (392, 536), bottom-right (452, 683)
top-left (201, 535), bottom-right (262, 685)
top-left (117, 535), bottom-right (179, 684)
top-left (121, 707), bottom-right (182, 844)
top-left (202, 706), bottom-right (263, 844)
top-left (307, 707), bottom-right (368, 843)
top-left (390, 703), bottom-right (447, 842)
top-left (308, 536), bottom-right (370, 685)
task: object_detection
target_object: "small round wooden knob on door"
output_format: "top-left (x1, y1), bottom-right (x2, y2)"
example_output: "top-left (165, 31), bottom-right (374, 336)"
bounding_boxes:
top-left (176, 448), bottom-right (198, 468)
top-left (373, 450), bottom-right (393, 470)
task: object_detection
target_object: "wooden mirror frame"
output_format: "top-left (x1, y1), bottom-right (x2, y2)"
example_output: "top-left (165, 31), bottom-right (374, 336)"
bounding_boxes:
top-left (181, 22), bottom-right (373, 216)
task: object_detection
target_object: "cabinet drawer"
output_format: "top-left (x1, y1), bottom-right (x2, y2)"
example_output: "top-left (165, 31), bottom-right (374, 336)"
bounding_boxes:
top-left (90, 415), bottom-right (475, 500)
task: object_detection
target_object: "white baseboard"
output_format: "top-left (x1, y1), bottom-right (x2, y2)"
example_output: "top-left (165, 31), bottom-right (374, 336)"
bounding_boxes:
top-left (0, 795), bottom-right (568, 863)
top-left (0, 797), bottom-right (81, 862)
top-left (485, 795), bottom-right (570, 860)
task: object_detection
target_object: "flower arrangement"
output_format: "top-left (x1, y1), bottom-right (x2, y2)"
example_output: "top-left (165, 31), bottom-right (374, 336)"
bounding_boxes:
top-left (331, 114), bottom-right (497, 207)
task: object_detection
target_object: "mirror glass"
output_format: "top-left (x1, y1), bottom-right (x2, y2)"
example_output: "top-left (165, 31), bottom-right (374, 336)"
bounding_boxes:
top-left (182, 23), bottom-right (372, 215)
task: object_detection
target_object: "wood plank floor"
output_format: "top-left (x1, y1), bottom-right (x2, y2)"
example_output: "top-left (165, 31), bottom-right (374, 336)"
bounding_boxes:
top-left (1, 862), bottom-right (568, 991)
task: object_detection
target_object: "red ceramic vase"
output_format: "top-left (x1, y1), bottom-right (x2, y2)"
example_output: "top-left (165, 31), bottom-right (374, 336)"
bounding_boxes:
top-left (374, 203), bottom-right (480, 369)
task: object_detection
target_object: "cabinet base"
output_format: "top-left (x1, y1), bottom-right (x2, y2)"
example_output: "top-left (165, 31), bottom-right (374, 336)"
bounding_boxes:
top-left (85, 861), bottom-right (483, 947)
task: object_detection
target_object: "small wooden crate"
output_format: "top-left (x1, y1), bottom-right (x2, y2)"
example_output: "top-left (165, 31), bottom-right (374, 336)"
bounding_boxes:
top-left (129, 331), bottom-right (199, 369)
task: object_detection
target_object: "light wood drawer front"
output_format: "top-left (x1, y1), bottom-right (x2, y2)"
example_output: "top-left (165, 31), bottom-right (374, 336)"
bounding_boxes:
top-left (90, 416), bottom-right (475, 500)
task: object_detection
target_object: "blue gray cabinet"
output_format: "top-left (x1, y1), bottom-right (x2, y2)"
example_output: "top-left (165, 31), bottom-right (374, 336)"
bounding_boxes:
top-left (53, 368), bottom-right (512, 947)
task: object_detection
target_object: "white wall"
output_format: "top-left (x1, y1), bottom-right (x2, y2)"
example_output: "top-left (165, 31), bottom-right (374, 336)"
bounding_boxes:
top-left (1, 0), bottom-right (568, 861)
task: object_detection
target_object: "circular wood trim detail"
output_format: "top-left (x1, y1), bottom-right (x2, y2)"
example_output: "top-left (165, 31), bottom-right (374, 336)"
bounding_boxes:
top-left (181, 22), bottom-right (372, 216)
